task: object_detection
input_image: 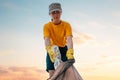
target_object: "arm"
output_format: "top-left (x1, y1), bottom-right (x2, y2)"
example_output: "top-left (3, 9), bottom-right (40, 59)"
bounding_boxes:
top-left (44, 37), bottom-right (54, 62)
top-left (43, 25), bottom-right (55, 62)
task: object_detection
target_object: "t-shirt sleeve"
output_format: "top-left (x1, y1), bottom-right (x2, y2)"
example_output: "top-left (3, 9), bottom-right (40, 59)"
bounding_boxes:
top-left (65, 23), bottom-right (73, 37)
top-left (43, 24), bottom-right (50, 38)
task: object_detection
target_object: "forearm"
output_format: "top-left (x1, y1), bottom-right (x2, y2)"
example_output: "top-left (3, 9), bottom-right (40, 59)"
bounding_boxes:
top-left (44, 37), bottom-right (55, 62)
top-left (44, 37), bottom-right (51, 46)
top-left (66, 36), bottom-right (73, 49)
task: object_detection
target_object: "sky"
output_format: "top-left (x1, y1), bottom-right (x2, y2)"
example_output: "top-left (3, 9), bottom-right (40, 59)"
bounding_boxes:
top-left (0, 0), bottom-right (120, 80)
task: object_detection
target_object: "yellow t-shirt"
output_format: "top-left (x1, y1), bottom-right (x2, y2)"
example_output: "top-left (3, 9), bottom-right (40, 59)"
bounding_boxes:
top-left (43, 20), bottom-right (72, 47)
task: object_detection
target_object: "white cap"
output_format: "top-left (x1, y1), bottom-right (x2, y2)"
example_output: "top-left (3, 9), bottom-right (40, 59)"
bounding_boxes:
top-left (49, 3), bottom-right (62, 14)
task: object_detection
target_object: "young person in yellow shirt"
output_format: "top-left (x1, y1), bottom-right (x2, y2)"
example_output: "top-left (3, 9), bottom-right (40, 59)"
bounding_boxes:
top-left (43, 3), bottom-right (74, 78)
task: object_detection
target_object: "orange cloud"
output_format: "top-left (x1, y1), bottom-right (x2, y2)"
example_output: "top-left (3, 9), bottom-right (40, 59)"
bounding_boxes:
top-left (83, 75), bottom-right (120, 80)
top-left (73, 30), bottom-right (93, 45)
top-left (1, 65), bottom-right (120, 80)
top-left (0, 66), bottom-right (49, 80)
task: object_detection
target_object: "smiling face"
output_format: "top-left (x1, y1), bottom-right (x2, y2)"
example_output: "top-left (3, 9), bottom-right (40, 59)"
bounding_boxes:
top-left (49, 10), bottom-right (62, 24)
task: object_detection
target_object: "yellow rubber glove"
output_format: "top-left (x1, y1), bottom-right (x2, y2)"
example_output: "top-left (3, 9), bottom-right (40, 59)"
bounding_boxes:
top-left (46, 46), bottom-right (54, 63)
top-left (66, 49), bottom-right (74, 60)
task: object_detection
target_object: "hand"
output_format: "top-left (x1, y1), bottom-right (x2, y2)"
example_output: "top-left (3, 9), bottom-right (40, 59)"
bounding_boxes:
top-left (66, 49), bottom-right (74, 60)
top-left (46, 46), bottom-right (55, 62)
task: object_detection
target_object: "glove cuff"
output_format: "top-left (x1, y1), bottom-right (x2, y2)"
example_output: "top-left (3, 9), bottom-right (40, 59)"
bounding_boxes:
top-left (46, 45), bottom-right (51, 51)
top-left (46, 45), bottom-right (55, 62)
top-left (46, 46), bottom-right (52, 54)
top-left (67, 48), bottom-right (74, 53)
top-left (66, 48), bottom-right (74, 60)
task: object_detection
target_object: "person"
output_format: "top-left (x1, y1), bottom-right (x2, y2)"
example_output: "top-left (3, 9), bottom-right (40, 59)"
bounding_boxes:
top-left (43, 2), bottom-right (74, 79)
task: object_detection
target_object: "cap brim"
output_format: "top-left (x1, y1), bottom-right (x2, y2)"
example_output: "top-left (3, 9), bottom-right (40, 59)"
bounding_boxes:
top-left (49, 9), bottom-right (62, 13)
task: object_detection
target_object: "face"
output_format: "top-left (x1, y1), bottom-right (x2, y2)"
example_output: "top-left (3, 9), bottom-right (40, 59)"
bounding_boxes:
top-left (50, 10), bottom-right (62, 24)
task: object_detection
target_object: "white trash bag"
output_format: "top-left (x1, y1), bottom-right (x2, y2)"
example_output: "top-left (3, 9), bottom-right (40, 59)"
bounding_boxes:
top-left (51, 45), bottom-right (62, 69)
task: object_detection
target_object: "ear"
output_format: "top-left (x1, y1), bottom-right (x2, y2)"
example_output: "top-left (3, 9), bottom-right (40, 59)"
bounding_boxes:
top-left (49, 13), bottom-right (52, 17)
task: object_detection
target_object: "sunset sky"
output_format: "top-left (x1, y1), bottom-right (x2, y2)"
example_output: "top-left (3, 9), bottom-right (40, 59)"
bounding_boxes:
top-left (0, 0), bottom-right (120, 80)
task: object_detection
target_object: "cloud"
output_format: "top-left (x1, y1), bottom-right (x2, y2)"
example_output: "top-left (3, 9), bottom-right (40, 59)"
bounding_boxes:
top-left (87, 21), bottom-right (109, 29)
top-left (0, 61), bottom-right (120, 80)
top-left (89, 40), bottom-right (112, 48)
top-left (83, 75), bottom-right (120, 80)
top-left (76, 54), bottom-right (120, 74)
top-left (112, 11), bottom-right (120, 19)
top-left (73, 30), bottom-right (93, 45)
top-left (112, 25), bottom-right (120, 30)
top-left (79, 66), bottom-right (97, 72)
top-left (0, 49), bottom-right (15, 55)
top-left (72, 29), bottom-right (111, 47)
top-left (0, 66), bottom-right (48, 80)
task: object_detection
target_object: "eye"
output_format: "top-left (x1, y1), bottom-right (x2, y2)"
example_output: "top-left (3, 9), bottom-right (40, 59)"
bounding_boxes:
top-left (51, 11), bottom-right (60, 15)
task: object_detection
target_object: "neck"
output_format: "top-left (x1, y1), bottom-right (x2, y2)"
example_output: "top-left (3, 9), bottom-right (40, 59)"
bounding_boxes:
top-left (52, 20), bottom-right (61, 25)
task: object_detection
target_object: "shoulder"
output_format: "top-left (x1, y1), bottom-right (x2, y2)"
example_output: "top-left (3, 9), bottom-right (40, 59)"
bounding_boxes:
top-left (44, 22), bottom-right (51, 27)
top-left (43, 22), bottom-right (52, 29)
top-left (61, 20), bottom-right (71, 28)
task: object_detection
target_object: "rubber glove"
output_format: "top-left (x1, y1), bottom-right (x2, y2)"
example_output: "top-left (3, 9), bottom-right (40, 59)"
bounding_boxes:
top-left (46, 46), bottom-right (54, 62)
top-left (66, 48), bottom-right (74, 60)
